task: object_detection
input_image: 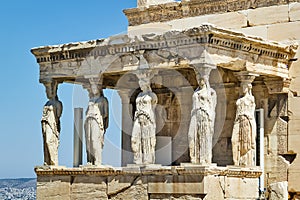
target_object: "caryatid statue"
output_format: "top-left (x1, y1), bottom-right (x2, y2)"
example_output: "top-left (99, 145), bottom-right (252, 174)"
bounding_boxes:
top-left (84, 79), bottom-right (109, 166)
top-left (232, 72), bottom-right (257, 167)
top-left (131, 71), bottom-right (158, 165)
top-left (41, 81), bottom-right (63, 166)
top-left (188, 72), bottom-right (217, 165)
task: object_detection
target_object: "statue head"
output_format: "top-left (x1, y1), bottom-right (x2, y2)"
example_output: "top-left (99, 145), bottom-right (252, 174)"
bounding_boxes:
top-left (241, 83), bottom-right (251, 95)
top-left (139, 79), bottom-right (151, 92)
top-left (198, 75), bottom-right (209, 89)
top-left (91, 83), bottom-right (100, 97)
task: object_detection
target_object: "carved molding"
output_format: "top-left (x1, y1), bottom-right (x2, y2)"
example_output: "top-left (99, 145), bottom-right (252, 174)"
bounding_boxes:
top-left (124, 0), bottom-right (300, 26)
top-left (34, 165), bottom-right (262, 178)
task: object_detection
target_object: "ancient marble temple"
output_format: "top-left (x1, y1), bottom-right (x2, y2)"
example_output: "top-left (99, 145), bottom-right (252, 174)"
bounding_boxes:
top-left (31, 0), bottom-right (299, 199)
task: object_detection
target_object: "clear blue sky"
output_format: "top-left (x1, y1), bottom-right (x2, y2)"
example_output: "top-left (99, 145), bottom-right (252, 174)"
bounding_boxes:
top-left (0, 0), bottom-right (136, 179)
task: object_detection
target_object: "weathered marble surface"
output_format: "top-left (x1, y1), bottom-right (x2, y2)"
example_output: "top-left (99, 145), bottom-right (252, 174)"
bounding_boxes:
top-left (132, 71), bottom-right (158, 164)
top-left (188, 76), bottom-right (217, 164)
top-left (84, 79), bottom-right (109, 166)
top-left (41, 81), bottom-right (62, 166)
top-left (35, 166), bottom-right (261, 200)
top-left (268, 181), bottom-right (288, 200)
top-left (232, 74), bottom-right (257, 167)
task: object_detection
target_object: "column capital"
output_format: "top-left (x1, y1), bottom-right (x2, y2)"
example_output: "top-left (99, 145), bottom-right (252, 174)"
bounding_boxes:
top-left (233, 71), bottom-right (259, 85)
top-left (41, 79), bottom-right (61, 100)
top-left (264, 77), bottom-right (291, 94)
top-left (192, 65), bottom-right (216, 88)
top-left (135, 69), bottom-right (158, 89)
top-left (82, 75), bottom-right (104, 99)
top-left (117, 89), bottom-right (133, 104)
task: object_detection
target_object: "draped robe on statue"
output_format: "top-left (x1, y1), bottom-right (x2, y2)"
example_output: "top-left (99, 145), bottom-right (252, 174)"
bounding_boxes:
top-left (188, 86), bottom-right (216, 164)
top-left (41, 98), bottom-right (62, 166)
top-left (232, 93), bottom-right (256, 166)
top-left (132, 91), bottom-right (157, 164)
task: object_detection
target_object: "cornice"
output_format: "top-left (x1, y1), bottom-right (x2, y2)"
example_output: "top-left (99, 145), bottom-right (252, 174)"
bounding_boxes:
top-left (31, 25), bottom-right (297, 66)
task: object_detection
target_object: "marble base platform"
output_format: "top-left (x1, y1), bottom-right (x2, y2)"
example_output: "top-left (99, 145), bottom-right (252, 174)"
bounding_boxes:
top-left (35, 165), bottom-right (262, 200)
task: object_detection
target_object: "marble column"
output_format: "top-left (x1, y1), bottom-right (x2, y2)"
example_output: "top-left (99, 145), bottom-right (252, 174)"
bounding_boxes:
top-left (232, 71), bottom-right (259, 167)
top-left (41, 79), bottom-right (63, 166)
top-left (83, 77), bottom-right (109, 166)
top-left (188, 65), bottom-right (217, 165)
top-left (118, 89), bottom-right (134, 166)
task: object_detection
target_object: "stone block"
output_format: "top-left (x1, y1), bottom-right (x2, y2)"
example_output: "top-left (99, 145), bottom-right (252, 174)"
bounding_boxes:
top-left (148, 175), bottom-right (204, 194)
top-left (203, 175), bottom-right (225, 200)
top-left (290, 75), bottom-right (300, 94)
top-left (288, 97), bottom-right (300, 120)
top-left (269, 181), bottom-right (288, 200)
top-left (289, 49), bottom-right (300, 93)
top-left (128, 23), bottom-right (172, 37)
top-left (248, 5), bottom-right (289, 26)
top-left (150, 194), bottom-right (203, 199)
top-left (289, 2), bottom-right (300, 22)
top-left (207, 11), bottom-right (248, 29)
top-left (288, 134), bottom-right (300, 153)
top-left (265, 156), bottom-right (277, 173)
top-left (224, 177), bottom-right (259, 199)
top-left (169, 15), bottom-right (209, 30)
top-left (37, 176), bottom-right (70, 200)
top-left (110, 176), bottom-right (148, 200)
top-left (267, 21), bottom-right (300, 41)
top-left (70, 176), bottom-right (107, 200)
top-left (107, 175), bottom-right (138, 196)
top-left (265, 155), bottom-right (289, 184)
top-left (289, 119), bottom-right (300, 134)
top-left (278, 135), bottom-right (288, 154)
top-left (237, 25), bottom-right (268, 40)
top-left (289, 157), bottom-right (300, 189)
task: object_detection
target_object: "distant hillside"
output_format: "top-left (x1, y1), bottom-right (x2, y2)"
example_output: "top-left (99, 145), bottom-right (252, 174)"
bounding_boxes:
top-left (0, 178), bottom-right (36, 200)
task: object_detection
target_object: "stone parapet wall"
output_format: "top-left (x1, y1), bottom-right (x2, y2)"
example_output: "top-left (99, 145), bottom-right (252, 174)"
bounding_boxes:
top-left (124, 0), bottom-right (300, 26)
top-left (35, 165), bottom-right (261, 200)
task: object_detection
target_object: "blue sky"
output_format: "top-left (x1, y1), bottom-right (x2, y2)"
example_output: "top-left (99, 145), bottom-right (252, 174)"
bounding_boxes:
top-left (0, 0), bottom-right (136, 179)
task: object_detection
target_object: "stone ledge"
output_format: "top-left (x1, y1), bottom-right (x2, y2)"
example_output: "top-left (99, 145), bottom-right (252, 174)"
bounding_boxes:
top-left (35, 165), bottom-right (262, 178)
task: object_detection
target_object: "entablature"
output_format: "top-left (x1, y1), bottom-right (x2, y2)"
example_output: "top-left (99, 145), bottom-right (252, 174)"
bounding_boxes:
top-left (31, 25), bottom-right (297, 85)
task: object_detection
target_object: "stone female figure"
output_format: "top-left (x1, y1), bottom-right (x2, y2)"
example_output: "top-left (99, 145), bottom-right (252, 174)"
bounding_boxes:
top-left (84, 85), bottom-right (109, 166)
top-left (188, 77), bottom-right (217, 164)
top-left (41, 96), bottom-right (62, 166)
top-left (231, 84), bottom-right (256, 167)
top-left (131, 81), bottom-right (158, 165)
